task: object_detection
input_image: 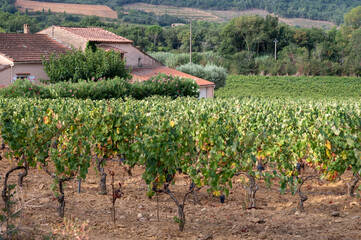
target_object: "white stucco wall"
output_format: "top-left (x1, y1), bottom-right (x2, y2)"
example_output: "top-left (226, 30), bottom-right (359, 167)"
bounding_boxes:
top-left (13, 63), bottom-right (47, 83)
top-left (199, 86), bottom-right (215, 99)
top-left (206, 86), bottom-right (214, 98)
top-left (96, 43), bottom-right (163, 68)
top-left (0, 67), bottom-right (11, 86)
top-left (0, 63), bottom-right (48, 86)
top-left (199, 87), bottom-right (207, 98)
top-left (38, 27), bottom-right (86, 50)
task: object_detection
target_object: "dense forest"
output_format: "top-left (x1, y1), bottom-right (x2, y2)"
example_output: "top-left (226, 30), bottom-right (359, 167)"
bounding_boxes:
top-left (36, 0), bottom-right (361, 24)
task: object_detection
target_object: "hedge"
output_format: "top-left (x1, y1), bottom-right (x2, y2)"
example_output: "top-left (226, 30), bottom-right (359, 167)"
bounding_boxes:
top-left (176, 63), bottom-right (227, 89)
top-left (0, 74), bottom-right (199, 100)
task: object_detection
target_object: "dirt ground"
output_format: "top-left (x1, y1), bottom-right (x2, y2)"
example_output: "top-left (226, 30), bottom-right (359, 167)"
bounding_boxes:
top-left (1, 154), bottom-right (361, 240)
top-left (15, 0), bottom-right (118, 19)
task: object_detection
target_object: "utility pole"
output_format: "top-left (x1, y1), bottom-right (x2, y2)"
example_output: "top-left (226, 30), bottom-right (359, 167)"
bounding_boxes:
top-left (274, 38), bottom-right (278, 60)
top-left (190, 21), bottom-right (192, 64)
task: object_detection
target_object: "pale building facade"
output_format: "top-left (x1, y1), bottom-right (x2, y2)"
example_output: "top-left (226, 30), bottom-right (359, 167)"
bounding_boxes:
top-left (0, 28), bottom-right (68, 85)
top-left (0, 25), bottom-right (215, 98)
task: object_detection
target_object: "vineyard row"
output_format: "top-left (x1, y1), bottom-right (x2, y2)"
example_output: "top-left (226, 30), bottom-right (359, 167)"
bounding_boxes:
top-left (1, 96), bottom-right (360, 231)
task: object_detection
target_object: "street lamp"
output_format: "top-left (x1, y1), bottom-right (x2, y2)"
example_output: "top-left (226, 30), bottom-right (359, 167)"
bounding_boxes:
top-left (274, 38), bottom-right (278, 60)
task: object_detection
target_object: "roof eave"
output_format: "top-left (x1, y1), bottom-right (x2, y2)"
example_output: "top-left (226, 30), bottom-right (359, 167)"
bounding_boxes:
top-left (89, 40), bottom-right (133, 44)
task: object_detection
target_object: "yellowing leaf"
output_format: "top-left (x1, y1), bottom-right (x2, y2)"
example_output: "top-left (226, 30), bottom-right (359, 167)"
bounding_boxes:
top-left (340, 151), bottom-right (348, 160)
top-left (170, 120), bottom-right (175, 128)
top-left (213, 190), bottom-right (221, 197)
top-left (326, 149), bottom-right (331, 158)
top-left (43, 116), bottom-right (50, 124)
top-left (200, 179), bottom-right (205, 187)
top-left (325, 141), bottom-right (331, 151)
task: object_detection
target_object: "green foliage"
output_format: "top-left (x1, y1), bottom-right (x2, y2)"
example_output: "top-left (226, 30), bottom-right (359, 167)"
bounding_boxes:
top-left (1, 6), bottom-right (361, 76)
top-left (1, 96), bottom-right (360, 209)
top-left (132, 73), bottom-right (199, 99)
top-left (226, 51), bottom-right (259, 75)
top-left (0, 80), bottom-right (52, 98)
top-left (176, 63), bottom-right (227, 89)
top-left (146, 25), bottom-right (163, 49)
top-left (1, 94), bottom-right (361, 229)
top-left (0, 75), bottom-right (199, 100)
top-left (150, 52), bottom-right (225, 69)
top-left (215, 75), bottom-right (361, 99)
top-left (344, 6), bottom-right (361, 29)
top-left (43, 48), bottom-right (130, 83)
top-left (34, 0), bottom-right (361, 24)
top-left (0, 0), bottom-right (16, 14)
top-left (343, 28), bottom-right (361, 76)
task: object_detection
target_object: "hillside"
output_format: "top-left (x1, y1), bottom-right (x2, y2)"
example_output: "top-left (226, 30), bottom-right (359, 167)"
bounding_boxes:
top-left (38, 0), bottom-right (361, 24)
top-left (123, 3), bottom-right (336, 29)
top-left (15, 0), bottom-right (118, 19)
top-left (13, 0), bottom-right (336, 29)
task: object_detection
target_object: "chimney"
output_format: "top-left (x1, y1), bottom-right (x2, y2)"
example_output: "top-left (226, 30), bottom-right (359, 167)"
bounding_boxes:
top-left (24, 24), bottom-right (30, 34)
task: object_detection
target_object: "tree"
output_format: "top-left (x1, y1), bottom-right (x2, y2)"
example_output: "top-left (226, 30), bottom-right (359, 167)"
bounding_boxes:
top-left (344, 28), bottom-right (361, 75)
top-left (43, 48), bottom-right (130, 83)
top-left (146, 25), bottom-right (162, 50)
top-left (344, 6), bottom-right (361, 29)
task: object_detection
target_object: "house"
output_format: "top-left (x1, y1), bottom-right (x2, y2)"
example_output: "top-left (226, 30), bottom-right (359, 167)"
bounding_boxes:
top-left (131, 67), bottom-right (214, 98)
top-left (39, 26), bottom-right (215, 98)
top-left (0, 25), bottom-right (215, 98)
top-left (0, 25), bottom-right (68, 85)
top-left (171, 23), bottom-right (186, 27)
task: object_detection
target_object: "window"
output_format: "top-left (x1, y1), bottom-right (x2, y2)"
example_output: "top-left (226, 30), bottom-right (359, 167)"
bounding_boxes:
top-left (15, 73), bottom-right (35, 82)
top-left (16, 73), bottom-right (30, 80)
top-left (138, 58), bottom-right (142, 67)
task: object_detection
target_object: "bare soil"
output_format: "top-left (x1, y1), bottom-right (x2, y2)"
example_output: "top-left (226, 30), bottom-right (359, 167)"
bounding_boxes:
top-left (15, 0), bottom-right (118, 19)
top-left (1, 154), bottom-right (361, 240)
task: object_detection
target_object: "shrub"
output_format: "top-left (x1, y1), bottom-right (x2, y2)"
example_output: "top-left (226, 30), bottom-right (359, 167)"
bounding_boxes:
top-left (0, 74), bottom-right (199, 100)
top-left (0, 80), bottom-right (52, 98)
top-left (132, 73), bottom-right (199, 99)
top-left (52, 77), bottom-right (133, 100)
top-left (149, 52), bottom-right (225, 69)
top-left (43, 48), bottom-right (130, 83)
top-left (177, 63), bottom-right (227, 89)
top-left (226, 51), bottom-right (258, 75)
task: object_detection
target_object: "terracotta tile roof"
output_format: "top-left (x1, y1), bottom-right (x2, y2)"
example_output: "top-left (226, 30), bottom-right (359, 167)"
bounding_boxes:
top-left (0, 64), bottom-right (10, 72)
top-left (131, 67), bottom-right (215, 87)
top-left (0, 33), bottom-right (68, 62)
top-left (58, 27), bottom-right (133, 43)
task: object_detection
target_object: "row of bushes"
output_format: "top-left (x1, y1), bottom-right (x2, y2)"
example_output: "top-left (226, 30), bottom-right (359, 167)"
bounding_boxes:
top-left (151, 50), bottom-right (360, 77)
top-left (0, 74), bottom-right (199, 100)
top-left (149, 51), bottom-right (225, 69)
top-left (226, 50), bottom-right (360, 77)
top-left (176, 63), bottom-right (227, 89)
